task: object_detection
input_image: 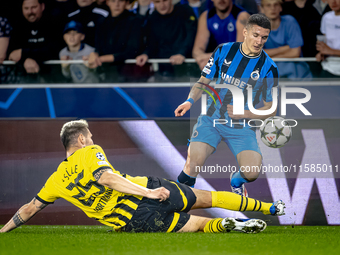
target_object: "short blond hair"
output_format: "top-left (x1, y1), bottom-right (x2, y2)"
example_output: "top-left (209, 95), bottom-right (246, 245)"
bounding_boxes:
top-left (60, 119), bottom-right (89, 150)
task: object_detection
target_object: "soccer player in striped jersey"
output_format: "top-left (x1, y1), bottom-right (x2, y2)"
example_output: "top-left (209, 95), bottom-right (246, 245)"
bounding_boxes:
top-left (0, 120), bottom-right (284, 234)
top-left (175, 14), bottom-right (279, 197)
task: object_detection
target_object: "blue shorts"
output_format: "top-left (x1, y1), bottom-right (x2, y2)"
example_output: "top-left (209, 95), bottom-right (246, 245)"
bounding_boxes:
top-left (190, 115), bottom-right (262, 157)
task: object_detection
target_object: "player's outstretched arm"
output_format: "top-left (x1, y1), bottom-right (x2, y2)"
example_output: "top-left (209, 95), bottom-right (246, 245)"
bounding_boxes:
top-left (96, 169), bottom-right (170, 202)
top-left (0, 198), bottom-right (48, 233)
top-left (174, 76), bottom-right (211, 117)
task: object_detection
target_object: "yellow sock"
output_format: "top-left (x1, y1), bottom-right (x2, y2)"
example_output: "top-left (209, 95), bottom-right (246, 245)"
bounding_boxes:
top-left (211, 191), bottom-right (273, 215)
top-left (203, 218), bottom-right (225, 233)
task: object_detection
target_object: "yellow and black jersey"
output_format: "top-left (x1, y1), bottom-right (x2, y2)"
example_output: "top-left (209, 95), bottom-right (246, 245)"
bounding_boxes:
top-left (36, 145), bottom-right (148, 230)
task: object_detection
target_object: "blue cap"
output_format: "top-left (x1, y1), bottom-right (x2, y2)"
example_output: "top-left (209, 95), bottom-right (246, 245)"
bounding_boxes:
top-left (63, 21), bottom-right (84, 34)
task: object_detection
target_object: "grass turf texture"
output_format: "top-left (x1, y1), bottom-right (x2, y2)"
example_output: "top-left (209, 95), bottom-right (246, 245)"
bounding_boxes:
top-left (0, 225), bottom-right (339, 255)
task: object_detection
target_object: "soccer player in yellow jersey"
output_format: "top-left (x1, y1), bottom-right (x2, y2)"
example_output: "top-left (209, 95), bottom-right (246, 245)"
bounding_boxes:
top-left (0, 120), bottom-right (285, 234)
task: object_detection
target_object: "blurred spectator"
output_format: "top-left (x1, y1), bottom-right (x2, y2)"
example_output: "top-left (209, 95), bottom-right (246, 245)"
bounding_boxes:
top-left (0, 16), bottom-right (14, 84)
top-left (8, 0), bottom-right (62, 75)
top-left (0, 16), bottom-right (12, 64)
top-left (235, 0), bottom-right (259, 14)
top-left (192, 0), bottom-right (250, 70)
top-left (88, 0), bottom-right (143, 81)
top-left (136, 0), bottom-right (197, 80)
top-left (261, 0), bottom-right (312, 78)
top-left (180, 0), bottom-right (205, 18)
top-left (67, 0), bottom-right (109, 47)
top-left (314, 0), bottom-right (331, 15)
top-left (95, 0), bottom-right (110, 11)
top-left (44, 0), bottom-right (78, 49)
top-left (200, 0), bottom-right (259, 14)
top-left (261, 0), bottom-right (301, 58)
top-left (281, 0), bottom-right (322, 57)
top-left (59, 21), bottom-right (99, 83)
top-left (130, 0), bottom-right (155, 17)
top-left (316, 0), bottom-right (340, 76)
top-left (45, 0), bottom-right (77, 22)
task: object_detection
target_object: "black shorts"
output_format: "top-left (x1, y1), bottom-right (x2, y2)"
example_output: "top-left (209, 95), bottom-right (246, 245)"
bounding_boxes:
top-left (123, 176), bottom-right (197, 233)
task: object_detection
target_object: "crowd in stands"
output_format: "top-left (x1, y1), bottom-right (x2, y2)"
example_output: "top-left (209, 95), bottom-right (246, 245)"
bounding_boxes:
top-left (0, 0), bottom-right (340, 84)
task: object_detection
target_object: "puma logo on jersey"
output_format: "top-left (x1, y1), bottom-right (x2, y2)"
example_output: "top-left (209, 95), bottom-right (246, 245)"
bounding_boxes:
top-left (31, 30), bottom-right (38, 35)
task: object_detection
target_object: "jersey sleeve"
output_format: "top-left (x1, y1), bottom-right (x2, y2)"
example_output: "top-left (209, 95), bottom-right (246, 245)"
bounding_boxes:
top-left (83, 145), bottom-right (118, 178)
top-left (201, 44), bottom-right (224, 79)
top-left (263, 65), bottom-right (279, 102)
top-left (36, 173), bottom-right (60, 204)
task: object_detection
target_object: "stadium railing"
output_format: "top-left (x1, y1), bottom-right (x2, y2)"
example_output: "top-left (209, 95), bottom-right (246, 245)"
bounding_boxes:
top-left (1, 57), bottom-right (321, 65)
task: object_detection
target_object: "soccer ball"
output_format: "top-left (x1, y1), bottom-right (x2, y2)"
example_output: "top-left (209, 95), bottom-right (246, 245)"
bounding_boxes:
top-left (259, 116), bottom-right (292, 148)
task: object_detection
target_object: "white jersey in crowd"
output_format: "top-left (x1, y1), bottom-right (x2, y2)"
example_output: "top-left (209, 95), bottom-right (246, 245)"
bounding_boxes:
top-left (320, 11), bottom-right (340, 75)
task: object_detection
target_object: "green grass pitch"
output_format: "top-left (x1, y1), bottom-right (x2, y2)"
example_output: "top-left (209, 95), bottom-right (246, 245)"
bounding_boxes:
top-left (0, 225), bottom-right (339, 255)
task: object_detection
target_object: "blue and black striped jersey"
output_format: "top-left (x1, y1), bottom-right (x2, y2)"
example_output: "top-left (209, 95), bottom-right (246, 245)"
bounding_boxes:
top-left (201, 42), bottom-right (279, 126)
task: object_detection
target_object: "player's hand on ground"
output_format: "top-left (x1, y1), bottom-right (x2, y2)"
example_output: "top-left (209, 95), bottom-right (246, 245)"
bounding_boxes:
top-left (175, 101), bottom-right (192, 117)
top-left (136, 54), bottom-right (148, 67)
top-left (146, 187), bottom-right (170, 202)
top-left (88, 52), bottom-right (101, 69)
top-left (227, 104), bottom-right (249, 119)
top-left (24, 58), bottom-right (40, 73)
top-left (9, 49), bottom-right (22, 62)
top-left (170, 54), bottom-right (185, 65)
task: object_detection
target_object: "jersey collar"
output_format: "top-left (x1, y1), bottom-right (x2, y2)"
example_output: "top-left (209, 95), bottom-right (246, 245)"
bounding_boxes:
top-left (239, 43), bottom-right (262, 59)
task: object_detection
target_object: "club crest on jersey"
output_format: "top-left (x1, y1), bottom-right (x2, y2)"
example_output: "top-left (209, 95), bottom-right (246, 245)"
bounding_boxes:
top-left (250, 70), bottom-right (260, 80)
top-left (96, 152), bottom-right (105, 161)
top-left (192, 130), bottom-right (199, 138)
top-left (227, 22), bottom-right (234, 32)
